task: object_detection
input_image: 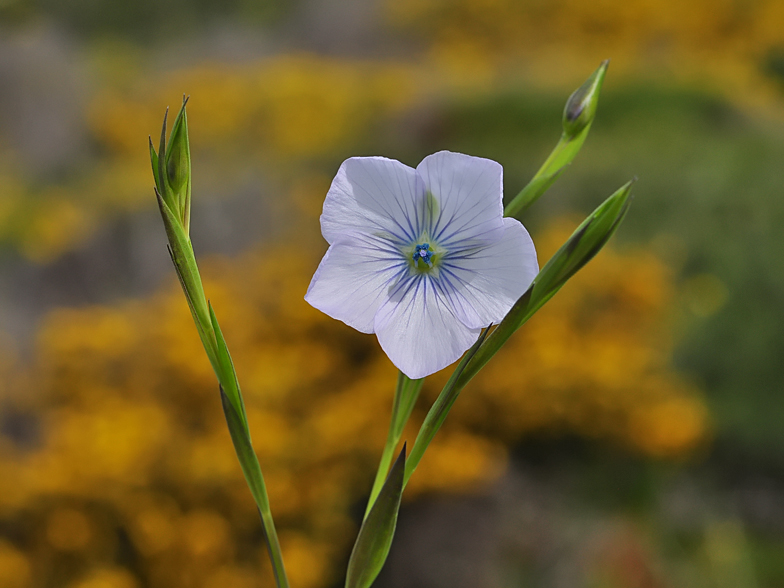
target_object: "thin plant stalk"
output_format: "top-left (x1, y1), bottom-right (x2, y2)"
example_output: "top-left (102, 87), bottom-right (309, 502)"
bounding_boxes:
top-left (364, 372), bottom-right (423, 519)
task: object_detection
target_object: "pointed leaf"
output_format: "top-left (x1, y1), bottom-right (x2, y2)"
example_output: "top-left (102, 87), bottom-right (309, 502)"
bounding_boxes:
top-left (346, 446), bottom-right (406, 588)
top-left (209, 303), bottom-right (248, 427)
top-left (532, 179), bottom-right (634, 298)
top-left (155, 189), bottom-right (214, 358)
top-left (459, 180), bottom-right (634, 389)
top-left (149, 137), bottom-right (161, 194)
top-left (157, 107), bottom-right (173, 210)
top-left (220, 387), bottom-right (271, 513)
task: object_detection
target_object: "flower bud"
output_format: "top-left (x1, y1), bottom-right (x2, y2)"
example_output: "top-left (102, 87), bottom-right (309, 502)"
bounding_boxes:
top-left (165, 96), bottom-right (192, 232)
top-left (535, 177), bottom-right (633, 295)
top-left (562, 59), bottom-right (609, 139)
top-left (166, 99), bottom-right (190, 198)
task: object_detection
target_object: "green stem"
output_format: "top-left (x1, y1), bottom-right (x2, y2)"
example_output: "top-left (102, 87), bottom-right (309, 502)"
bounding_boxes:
top-left (404, 328), bottom-right (488, 486)
top-left (220, 388), bottom-right (289, 588)
top-left (154, 102), bottom-right (288, 588)
top-left (504, 124), bottom-right (591, 219)
top-left (260, 488), bottom-right (288, 587)
top-left (364, 372), bottom-right (423, 519)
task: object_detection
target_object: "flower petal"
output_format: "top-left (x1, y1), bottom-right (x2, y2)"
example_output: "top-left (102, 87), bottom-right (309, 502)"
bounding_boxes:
top-left (415, 151), bottom-right (505, 248)
top-left (438, 217), bottom-right (539, 329)
top-left (374, 274), bottom-right (482, 379)
top-left (321, 157), bottom-right (425, 245)
top-left (305, 234), bottom-right (407, 333)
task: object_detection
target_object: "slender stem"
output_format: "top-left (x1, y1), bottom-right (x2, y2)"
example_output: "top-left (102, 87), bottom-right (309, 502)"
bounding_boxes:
top-left (155, 103), bottom-right (289, 588)
top-left (260, 507), bottom-right (289, 588)
top-left (504, 135), bottom-right (568, 218)
top-left (404, 328), bottom-right (489, 486)
top-left (364, 372), bottom-right (423, 519)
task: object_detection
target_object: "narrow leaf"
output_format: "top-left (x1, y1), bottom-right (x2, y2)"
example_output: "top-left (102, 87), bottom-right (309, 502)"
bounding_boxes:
top-left (346, 446), bottom-right (406, 588)
top-left (532, 179), bottom-right (634, 298)
top-left (166, 244), bottom-right (219, 372)
top-left (209, 303), bottom-right (248, 428)
top-left (157, 107), bottom-right (173, 210)
top-left (149, 137), bottom-right (161, 194)
top-left (155, 189), bottom-right (214, 358)
top-left (220, 388), bottom-right (270, 515)
top-left (459, 180), bottom-right (634, 389)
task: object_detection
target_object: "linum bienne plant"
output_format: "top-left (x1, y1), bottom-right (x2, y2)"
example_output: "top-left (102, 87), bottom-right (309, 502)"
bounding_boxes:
top-left (149, 60), bottom-right (633, 588)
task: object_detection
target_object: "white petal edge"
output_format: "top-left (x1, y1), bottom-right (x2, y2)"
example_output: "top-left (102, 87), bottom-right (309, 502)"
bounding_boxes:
top-left (320, 156), bottom-right (425, 245)
top-left (437, 217), bottom-right (539, 329)
top-left (415, 151), bottom-right (505, 248)
top-left (305, 234), bottom-right (407, 333)
top-left (374, 274), bottom-right (482, 379)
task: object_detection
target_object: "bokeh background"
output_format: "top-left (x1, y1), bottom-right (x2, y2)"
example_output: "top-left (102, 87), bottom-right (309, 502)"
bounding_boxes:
top-left (1, 0), bottom-right (784, 586)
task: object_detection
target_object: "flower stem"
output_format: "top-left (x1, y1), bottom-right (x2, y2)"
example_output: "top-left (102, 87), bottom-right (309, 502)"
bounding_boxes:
top-left (152, 101), bottom-right (289, 588)
top-left (364, 371), bottom-right (423, 519)
top-left (404, 328), bottom-right (489, 486)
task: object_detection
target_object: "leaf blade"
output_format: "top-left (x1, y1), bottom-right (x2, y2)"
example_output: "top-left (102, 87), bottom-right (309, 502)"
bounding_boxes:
top-left (346, 446), bottom-right (406, 588)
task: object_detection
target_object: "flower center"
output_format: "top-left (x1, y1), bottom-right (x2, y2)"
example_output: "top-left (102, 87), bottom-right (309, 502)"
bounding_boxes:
top-left (404, 239), bottom-right (445, 274)
top-left (413, 243), bottom-right (433, 267)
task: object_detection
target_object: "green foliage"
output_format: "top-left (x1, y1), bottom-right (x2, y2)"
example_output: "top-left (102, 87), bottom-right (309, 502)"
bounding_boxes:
top-left (429, 82), bottom-right (784, 461)
top-left (153, 104), bottom-right (290, 588)
top-left (345, 447), bottom-right (406, 588)
top-left (459, 181), bottom-right (634, 389)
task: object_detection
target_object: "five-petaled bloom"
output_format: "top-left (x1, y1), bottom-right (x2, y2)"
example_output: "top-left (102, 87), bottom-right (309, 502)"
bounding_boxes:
top-left (305, 151), bottom-right (539, 379)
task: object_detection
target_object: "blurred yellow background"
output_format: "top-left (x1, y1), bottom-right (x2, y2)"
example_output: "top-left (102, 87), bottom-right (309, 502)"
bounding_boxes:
top-left (0, 0), bottom-right (783, 586)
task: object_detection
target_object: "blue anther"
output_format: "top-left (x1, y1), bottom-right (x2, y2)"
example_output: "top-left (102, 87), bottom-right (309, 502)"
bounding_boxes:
top-left (413, 243), bottom-right (433, 266)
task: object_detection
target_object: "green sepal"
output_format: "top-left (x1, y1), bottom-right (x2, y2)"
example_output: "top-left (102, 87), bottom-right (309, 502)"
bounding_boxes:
top-left (149, 137), bottom-right (161, 195)
top-left (209, 302), bottom-right (249, 429)
top-left (157, 107), bottom-right (174, 211)
top-left (346, 445), bottom-right (406, 588)
top-left (165, 96), bottom-right (192, 234)
top-left (459, 179), bottom-right (634, 389)
top-left (404, 327), bottom-right (489, 485)
top-left (504, 60), bottom-right (609, 218)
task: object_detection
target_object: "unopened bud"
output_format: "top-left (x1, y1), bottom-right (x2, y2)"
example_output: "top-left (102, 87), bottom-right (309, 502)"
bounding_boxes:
top-left (165, 96), bottom-right (191, 225)
top-left (563, 60), bottom-right (609, 138)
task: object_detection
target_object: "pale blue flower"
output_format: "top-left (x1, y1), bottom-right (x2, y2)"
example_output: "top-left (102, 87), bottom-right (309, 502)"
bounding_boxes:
top-left (305, 151), bottom-right (539, 379)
